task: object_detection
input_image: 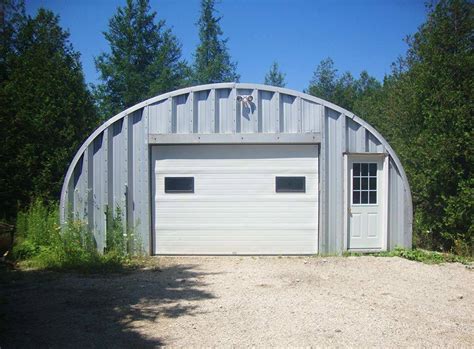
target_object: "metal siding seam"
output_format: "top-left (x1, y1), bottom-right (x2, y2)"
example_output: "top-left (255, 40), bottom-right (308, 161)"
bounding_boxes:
top-left (404, 188), bottom-right (412, 248)
top-left (382, 154), bottom-right (389, 250)
top-left (212, 89), bottom-right (219, 133)
top-left (143, 107), bottom-right (151, 254)
top-left (87, 144), bottom-right (93, 231)
top-left (329, 112), bottom-right (337, 252)
top-left (210, 89), bottom-right (216, 133)
top-left (126, 114), bottom-right (133, 231)
top-left (190, 91), bottom-right (195, 133)
top-left (296, 96), bottom-right (302, 133)
top-left (277, 92), bottom-right (283, 133)
top-left (342, 153), bottom-right (348, 251)
top-left (78, 154), bottom-right (87, 221)
top-left (253, 89), bottom-right (258, 133)
top-left (319, 106), bottom-right (327, 254)
top-left (230, 88), bottom-right (237, 133)
top-left (107, 127), bottom-right (114, 210)
top-left (170, 97), bottom-right (176, 133)
top-left (257, 90), bottom-right (263, 133)
top-left (337, 113), bottom-right (346, 254)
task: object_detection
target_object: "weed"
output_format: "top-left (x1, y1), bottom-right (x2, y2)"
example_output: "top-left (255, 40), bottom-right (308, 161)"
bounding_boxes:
top-left (344, 247), bottom-right (473, 265)
top-left (12, 199), bottom-right (145, 272)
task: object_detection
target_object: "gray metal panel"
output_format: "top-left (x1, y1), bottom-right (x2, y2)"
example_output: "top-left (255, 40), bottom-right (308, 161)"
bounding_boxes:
top-left (72, 154), bottom-right (87, 221)
top-left (216, 88), bottom-right (233, 133)
top-left (91, 131), bottom-right (107, 251)
top-left (259, 90), bottom-right (278, 133)
top-left (60, 83), bottom-right (412, 255)
top-left (281, 94), bottom-right (299, 133)
top-left (347, 118), bottom-right (366, 152)
top-left (110, 118), bottom-right (128, 219)
top-left (302, 100), bottom-right (322, 133)
top-left (237, 88), bottom-right (257, 133)
top-left (388, 158), bottom-right (411, 249)
top-left (323, 108), bottom-right (345, 254)
top-left (195, 90), bottom-right (213, 133)
top-left (367, 132), bottom-right (383, 152)
top-left (131, 109), bottom-right (150, 253)
top-left (173, 94), bottom-right (192, 134)
top-left (148, 99), bottom-right (170, 134)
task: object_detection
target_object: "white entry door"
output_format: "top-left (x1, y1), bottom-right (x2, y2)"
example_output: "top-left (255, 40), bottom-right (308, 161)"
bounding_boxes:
top-left (347, 155), bottom-right (387, 250)
top-left (151, 144), bottom-right (319, 255)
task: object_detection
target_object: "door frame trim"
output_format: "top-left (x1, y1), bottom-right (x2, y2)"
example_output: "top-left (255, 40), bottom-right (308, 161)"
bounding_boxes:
top-left (343, 153), bottom-right (389, 252)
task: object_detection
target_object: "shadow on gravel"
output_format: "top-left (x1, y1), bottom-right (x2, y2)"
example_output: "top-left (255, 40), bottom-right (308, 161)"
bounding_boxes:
top-left (0, 263), bottom-right (216, 348)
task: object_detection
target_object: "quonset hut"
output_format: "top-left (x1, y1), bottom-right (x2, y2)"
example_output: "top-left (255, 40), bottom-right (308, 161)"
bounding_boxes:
top-left (60, 83), bottom-right (412, 255)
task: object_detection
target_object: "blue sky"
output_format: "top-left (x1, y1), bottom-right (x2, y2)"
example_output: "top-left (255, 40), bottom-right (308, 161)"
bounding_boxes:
top-left (26, 0), bottom-right (428, 92)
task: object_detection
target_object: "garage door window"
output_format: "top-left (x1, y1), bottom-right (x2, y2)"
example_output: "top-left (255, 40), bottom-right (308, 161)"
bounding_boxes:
top-left (276, 176), bottom-right (306, 193)
top-left (165, 177), bottom-right (194, 193)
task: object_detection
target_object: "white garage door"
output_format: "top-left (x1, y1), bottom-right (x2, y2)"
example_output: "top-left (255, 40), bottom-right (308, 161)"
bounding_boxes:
top-left (151, 144), bottom-right (319, 254)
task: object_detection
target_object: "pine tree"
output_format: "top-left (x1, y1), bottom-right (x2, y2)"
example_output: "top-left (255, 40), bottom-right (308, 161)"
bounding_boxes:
top-left (0, 0), bottom-right (25, 81)
top-left (192, 0), bottom-right (239, 84)
top-left (264, 61), bottom-right (286, 87)
top-left (0, 9), bottom-right (97, 219)
top-left (307, 57), bottom-right (337, 101)
top-left (95, 0), bottom-right (188, 119)
top-left (307, 58), bottom-right (381, 111)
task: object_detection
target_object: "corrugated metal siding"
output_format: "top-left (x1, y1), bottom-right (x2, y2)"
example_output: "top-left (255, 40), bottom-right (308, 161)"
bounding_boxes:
top-left (60, 83), bottom-right (412, 255)
top-left (388, 159), bottom-right (411, 249)
top-left (109, 118), bottom-right (127, 217)
top-left (302, 100), bottom-right (322, 133)
top-left (259, 91), bottom-right (278, 133)
top-left (91, 132), bottom-right (107, 251)
top-left (321, 108), bottom-right (346, 253)
top-left (148, 100), bottom-right (169, 134)
top-left (128, 109), bottom-right (150, 253)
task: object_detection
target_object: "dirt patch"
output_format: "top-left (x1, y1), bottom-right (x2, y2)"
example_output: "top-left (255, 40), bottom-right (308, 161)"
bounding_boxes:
top-left (1, 256), bottom-right (473, 347)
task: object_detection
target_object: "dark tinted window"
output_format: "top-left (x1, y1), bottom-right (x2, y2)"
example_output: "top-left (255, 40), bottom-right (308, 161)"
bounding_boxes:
top-left (165, 177), bottom-right (194, 193)
top-left (276, 177), bottom-right (306, 193)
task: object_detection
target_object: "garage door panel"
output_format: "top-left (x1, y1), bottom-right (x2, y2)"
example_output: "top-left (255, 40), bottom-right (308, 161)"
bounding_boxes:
top-left (153, 196), bottom-right (318, 203)
top-left (155, 231), bottom-right (316, 254)
top-left (154, 144), bottom-right (315, 159)
top-left (152, 145), bottom-right (319, 255)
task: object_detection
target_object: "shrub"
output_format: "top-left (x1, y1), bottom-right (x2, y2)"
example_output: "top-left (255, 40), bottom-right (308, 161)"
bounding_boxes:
top-left (13, 200), bottom-right (142, 272)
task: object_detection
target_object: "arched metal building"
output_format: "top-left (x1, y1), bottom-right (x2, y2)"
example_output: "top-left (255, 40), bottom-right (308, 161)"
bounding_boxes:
top-left (60, 83), bottom-right (412, 255)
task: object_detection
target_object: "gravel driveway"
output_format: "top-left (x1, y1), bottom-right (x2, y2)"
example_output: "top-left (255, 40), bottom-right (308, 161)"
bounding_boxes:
top-left (1, 256), bottom-right (473, 347)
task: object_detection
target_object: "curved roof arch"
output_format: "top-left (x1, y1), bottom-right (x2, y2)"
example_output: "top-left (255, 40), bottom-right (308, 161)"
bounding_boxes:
top-left (60, 83), bottom-right (412, 227)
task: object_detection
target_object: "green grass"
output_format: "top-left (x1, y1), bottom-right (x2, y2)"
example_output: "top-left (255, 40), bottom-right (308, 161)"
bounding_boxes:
top-left (12, 200), bottom-right (146, 273)
top-left (344, 247), bottom-right (473, 265)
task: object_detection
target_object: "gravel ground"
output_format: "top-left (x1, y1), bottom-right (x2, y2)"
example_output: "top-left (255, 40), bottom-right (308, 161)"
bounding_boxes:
top-left (1, 256), bottom-right (473, 348)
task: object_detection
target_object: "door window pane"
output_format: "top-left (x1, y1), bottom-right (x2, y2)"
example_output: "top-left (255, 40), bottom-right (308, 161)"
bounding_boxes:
top-left (353, 163), bottom-right (360, 176)
top-left (361, 178), bottom-right (368, 190)
top-left (369, 191), bottom-right (377, 204)
top-left (361, 191), bottom-right (368, 204)
top-left (353, 178), bottom-right (360, 190)
top-left (369, 163), bottom-right (377, 176)
top-left (361, 163), bottom-right (369, 176)
top-left (353, 191), bottom-right (360, 204)
top-left (369, 177), bottom-right (377, 190)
